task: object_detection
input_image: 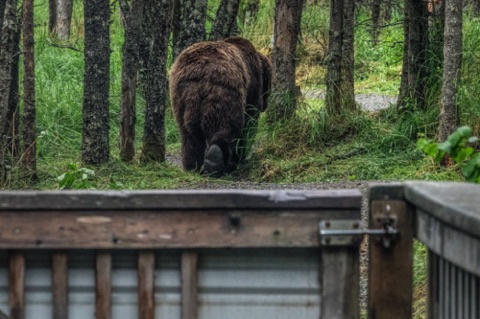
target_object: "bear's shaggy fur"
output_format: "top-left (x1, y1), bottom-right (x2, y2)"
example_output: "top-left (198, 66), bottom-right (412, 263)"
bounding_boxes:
top-left (169, 37), bottom-right (271, 177)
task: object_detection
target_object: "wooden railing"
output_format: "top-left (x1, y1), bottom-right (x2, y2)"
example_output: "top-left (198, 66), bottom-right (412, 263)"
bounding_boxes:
top-left (368, 182), bottom-right (480, 319)
top-left (0, 182), bottom-right (478, 319)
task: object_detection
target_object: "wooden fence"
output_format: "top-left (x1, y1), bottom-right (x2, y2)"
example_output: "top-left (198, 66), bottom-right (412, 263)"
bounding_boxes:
top-left (0, 182), bottom-right (478, 319)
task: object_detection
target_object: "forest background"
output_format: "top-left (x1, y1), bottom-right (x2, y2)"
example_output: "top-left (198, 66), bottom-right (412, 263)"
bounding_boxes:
top-left (0, 0), bottom-right (479, 189)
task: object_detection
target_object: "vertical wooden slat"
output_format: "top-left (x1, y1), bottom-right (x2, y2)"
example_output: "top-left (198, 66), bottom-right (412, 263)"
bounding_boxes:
top-left (9, 251), bottom-right (25, 319)
top-left (138, 252), bottom-right (155, 319)
top-left (457, 263), bottom-right (463, 319)
top-left (368, 200), bottom-right (413, 319)
top-left (427, 250), bottom-right (437, 319)
top-left (320, 247), bottom-right (360, 319)
top-left (439, 257), bottom-right (445, 319)
top-left (95, 252), bottom-right (111, 319)
top-left (181, 251), bottom-right (198, 319)
top-left (52, 252), bottom-right (69, 319)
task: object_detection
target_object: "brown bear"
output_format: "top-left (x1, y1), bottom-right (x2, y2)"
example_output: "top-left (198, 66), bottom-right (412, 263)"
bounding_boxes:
top-left (169, 37), bottom-right (271, 177)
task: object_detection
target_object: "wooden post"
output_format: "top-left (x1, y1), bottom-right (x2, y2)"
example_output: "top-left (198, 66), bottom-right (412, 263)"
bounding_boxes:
top-left (181, 251), bottom-right (198, 319)
top-left (9, 251), bottom-right (25, 319)
top-left (95, 252), bottom-right (111, 319)
top-left (368, 199), bottom-right (413, 319)
top-left (320, 247), bottom-right (360, 319)
top-left (138, 252), bottom-right (155, 319)
top-left (52, 252), bottom-right (69, 319)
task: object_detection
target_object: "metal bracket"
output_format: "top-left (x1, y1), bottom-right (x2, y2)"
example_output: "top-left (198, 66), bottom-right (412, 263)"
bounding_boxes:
top-left (319, 218), bottom-right (399, 247)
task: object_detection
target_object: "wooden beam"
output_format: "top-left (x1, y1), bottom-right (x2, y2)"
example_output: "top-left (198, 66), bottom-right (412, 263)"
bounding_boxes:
top-left (9, 251), bottom-right (25, 319)
top-left (320, 247), bottom-right (360, 319)
top-left (368, 200), bottom-right (413, 319)
top-left (181, 251), bottom-right (198, 319)
top-left (52, 252), bottom-right (69, 319)
top-left (0, 210), bottom-right (359, 249)
top-left (95, 252), bottom-right (111, 319)
top-left (138, 252), bottom-right (155, 319)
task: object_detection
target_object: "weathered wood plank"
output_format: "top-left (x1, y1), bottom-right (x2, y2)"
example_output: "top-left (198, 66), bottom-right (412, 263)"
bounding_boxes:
top-left (0, 210), bottom-right (359, 249)
top-left (405, 181), bottom-right (480, 239)
top-left (368, 200), bottom-right (413, 319)
top-left (181, 251), bottom-right (198, 319)
top-left (95, 252), bottom-right (111, 319)
top-left (9, 252), bottom-right (25, 319)
top-left (320, 247), bottom-right (359, 319)
top-left (52, 252), bottom-right (68, 319)
top-left (0, 189), bottom-right (362, 210)
top-left (138, 252), bottom-right (155, 319)
top-left (368, 183), bottom-right (405, 201)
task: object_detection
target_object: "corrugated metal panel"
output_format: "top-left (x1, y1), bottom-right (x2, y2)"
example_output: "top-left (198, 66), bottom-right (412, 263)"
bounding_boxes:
top-left (0, 249), bottom-right (320, 319)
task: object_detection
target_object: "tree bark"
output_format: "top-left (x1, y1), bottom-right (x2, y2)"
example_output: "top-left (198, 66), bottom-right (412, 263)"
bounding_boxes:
top-left (22, 0), bottom-right (36, 178)
top-left (119, 0), bottom-right (144, 162)
top-left (209, 0), bottom-right (241, 40)
top-left (341, 0), bottom-right (356, 110)
top-left (397, 0), bottom-right (429, 110)
top-left (371, 0), bottom-right (381, 45)
top-left (266, 0), bottom-right (304, 123)
top-left (48, 0), bottom-right (57, 34)
top-left (439, 0), bottom-right (462, 141)
top-left (0, 0), bottom-right (18, 181)
top-left (173, 0), bottom-right (207, 59)
top-left (55, 0), bottom-right (73, 40)
top-left (172, 0), bottom-right (182, 60)
top-left (325, 0), bottom-right (344, 114)
top-left (0, 0), bottom-right (7, 32)
top-left (472, 0), bottom-right (480, 17)
top-left (141, 0), bottom-right (174, 162)
top-left (82, 0), bottom-right (110, 165)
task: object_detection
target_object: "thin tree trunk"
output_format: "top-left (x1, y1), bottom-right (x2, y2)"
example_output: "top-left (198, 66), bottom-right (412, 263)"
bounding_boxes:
top-left (22, 0), bottom-right (36, 178)
top-left (141, 0), bottom-right (174, 162)
top-left (120, 0), bottom-right (144, 162)
top-left (6, 8), bottom-right (21, 160)
top-left (266, 0), bottom-right (304, 123)
top-left (0, 0), bottom-right (18, 182)
top-left (209, 0), bottom-right (241, 40)
top-left (56, 0), bottom-right (73, 40)
top-left (244, 0), bottom-right (260, 25)
top-left (341, 0), bottom-right (356, 110)
top-left (325, 0), bottom-right (344, 114)
top-left (371, 0), bottom-right (381, 45)
top-left (82, 0), bottom-right (110, 165)
top-left (397, 0), bottom-right (410, 109)
top-left (473, 0), bottom-right (480, 16)
top-left (0, 0), bottom-right (7, 32)
top-left (173, 0), bottom-right (207, 59)
top-left (172, 0), bottom-right (182, 60)
top-left (439, 0), bottom-right (462, 141)
top-left (48, 0), bottom-right (57, 34)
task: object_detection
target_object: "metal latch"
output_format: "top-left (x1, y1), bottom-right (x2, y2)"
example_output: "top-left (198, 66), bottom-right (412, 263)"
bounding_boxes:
top-left (319, 219), bottom-right (399, 247)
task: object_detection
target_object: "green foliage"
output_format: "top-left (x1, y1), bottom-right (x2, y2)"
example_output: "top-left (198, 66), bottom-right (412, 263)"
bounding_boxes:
top-left (57, 163), bottom-right (95, 189)
top-left (417, 126), bottom-right (480, 183)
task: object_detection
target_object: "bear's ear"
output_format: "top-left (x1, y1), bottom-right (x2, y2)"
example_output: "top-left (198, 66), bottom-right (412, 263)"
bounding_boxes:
top-left (259, 54), bottom-right (272, 112)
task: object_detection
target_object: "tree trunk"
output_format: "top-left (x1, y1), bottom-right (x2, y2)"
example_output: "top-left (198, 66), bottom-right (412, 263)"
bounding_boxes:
top-left (473, 0), bottom-right (480, 17)
top-left (173, 0), bottom-right (207, 59)
top-left (397, 0), bottom-right (428, 110)
top-left (439, 0), bottom-right (462, 141)
top-left (371, 0), bottom-right (381, 45)
top-left (55, 0), bottom-right (73, 40)
top-left (5, 7), bottom-right (21, 160)
top-left (0, 0), bottom-right (18, 182)
top-left (266, 0), bottom-right (304, 123)
top-left (325, 0), bottom-right (344, 114)
top-left (172, 0), bottom-right (182, 60)
top-left (0, 0), bottom-right (7, 32)
top-left (22, 0), bottom-right (36, 178)
top-left (82, 0), bottom-right (110, 165)
top-left (119, 0), bottom-right (144, 162)
top-left (341, 0), bottom-right (356, 110)
top-left (209, 0), bottom-right (241, 40)
top-left (425, 0), bottom-right (444, 105)
top-left (141, 0), bottom-right (174, 162)
top-left (48, 0), bottom-right (57, 34)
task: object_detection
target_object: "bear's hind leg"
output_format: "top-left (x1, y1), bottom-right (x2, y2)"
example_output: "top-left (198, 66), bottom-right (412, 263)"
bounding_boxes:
top-left (181, 132), bottom-right (205, 172)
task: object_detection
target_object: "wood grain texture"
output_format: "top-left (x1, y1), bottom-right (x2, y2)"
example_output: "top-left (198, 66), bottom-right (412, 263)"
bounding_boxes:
top-left (9, 252), bottom-right (25, 319)
top-left (138, 252), bottom-right (155, 319)
top-left (320, 247), bottom-right (360, 319)
top-left (368, 200), bottom-right (413, 319)
top-left (95, 252), bottom-right (111, 319)
top-left (0, 189), bottom-right (362, 210)
top-left (0, 209), bottom-right (359, 249)
top-left (181, 251), bottom-right (198, 319)
top-left (52, 252), bottom-right (68, 319)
